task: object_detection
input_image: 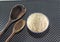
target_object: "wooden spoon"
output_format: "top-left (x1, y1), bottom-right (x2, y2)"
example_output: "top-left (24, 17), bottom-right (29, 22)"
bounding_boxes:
top-left (5, 19), bottom-right (25, 42)
top-left (0, 4), bottom-right (26, 36)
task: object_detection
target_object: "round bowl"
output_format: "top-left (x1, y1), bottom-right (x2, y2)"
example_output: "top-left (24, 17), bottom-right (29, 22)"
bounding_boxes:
top-left (27, 13), bottom-right (49, 33)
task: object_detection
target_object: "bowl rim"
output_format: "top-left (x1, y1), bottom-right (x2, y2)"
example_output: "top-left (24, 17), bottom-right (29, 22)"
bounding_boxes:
top-left (27, 12), bottom-right (49, 33)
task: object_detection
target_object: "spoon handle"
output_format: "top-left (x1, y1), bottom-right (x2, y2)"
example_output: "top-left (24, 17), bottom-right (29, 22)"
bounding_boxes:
top-left (0, 19), bottom-right (12, 36)
top-left (5, 32), bottom-right (15, 42)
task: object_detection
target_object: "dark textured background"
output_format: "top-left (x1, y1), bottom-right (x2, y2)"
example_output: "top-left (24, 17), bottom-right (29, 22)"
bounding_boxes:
top-left (0, 0), bottom-right (60, 42)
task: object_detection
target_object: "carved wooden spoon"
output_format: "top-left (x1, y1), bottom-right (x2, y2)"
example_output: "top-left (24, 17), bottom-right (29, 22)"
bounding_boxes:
top-left (5, 19), bottom-right (25, 42)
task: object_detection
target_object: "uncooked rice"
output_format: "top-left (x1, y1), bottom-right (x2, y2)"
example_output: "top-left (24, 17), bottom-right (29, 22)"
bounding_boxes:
top-left (27, 13), bottom-right (49, 33)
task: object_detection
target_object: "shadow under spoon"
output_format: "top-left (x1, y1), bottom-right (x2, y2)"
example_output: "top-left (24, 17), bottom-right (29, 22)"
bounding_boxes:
top-left (5, 19), bottom-right (25, 42)
top-left (0, 4), bottom-right (26, 36)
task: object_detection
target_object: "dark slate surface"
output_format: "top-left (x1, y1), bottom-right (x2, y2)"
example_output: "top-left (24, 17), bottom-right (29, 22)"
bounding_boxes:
top-left (0, 0), bottom-right (60, 42)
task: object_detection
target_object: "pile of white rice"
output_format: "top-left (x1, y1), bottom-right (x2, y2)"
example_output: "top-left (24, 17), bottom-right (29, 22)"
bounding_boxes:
top-left (27, 13), bottom-right (49, 33)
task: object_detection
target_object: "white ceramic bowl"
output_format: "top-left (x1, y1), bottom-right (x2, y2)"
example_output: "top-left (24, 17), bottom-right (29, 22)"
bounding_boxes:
top-left (27, 13), bottom-right (49, 33)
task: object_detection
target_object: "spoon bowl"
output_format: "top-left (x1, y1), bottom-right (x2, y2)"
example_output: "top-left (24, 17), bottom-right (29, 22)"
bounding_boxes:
top-left (13, 19), bottom-right (25, 33)
top-left (10, 4), bottom-right (26, 20)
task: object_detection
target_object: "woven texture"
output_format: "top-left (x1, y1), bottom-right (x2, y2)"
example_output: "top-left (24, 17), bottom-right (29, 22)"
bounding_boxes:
top-left (0, 0), bottom-right (60, 42)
